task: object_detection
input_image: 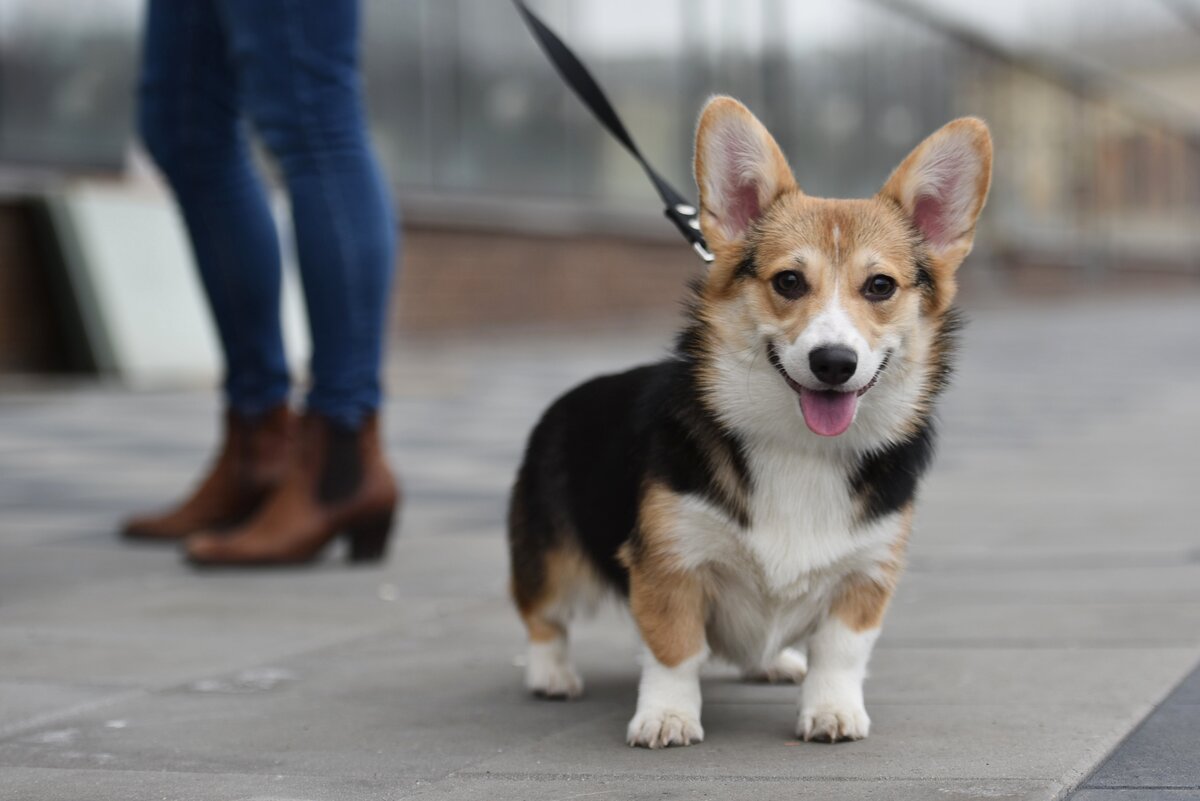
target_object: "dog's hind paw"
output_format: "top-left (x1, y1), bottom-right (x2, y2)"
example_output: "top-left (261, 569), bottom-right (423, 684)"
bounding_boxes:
top-left (745, 647), bottom-right (808, 684)
top-left (525, 643), bottom-right (583, 700)
top-left (626, 708), bottom-right (704, 749)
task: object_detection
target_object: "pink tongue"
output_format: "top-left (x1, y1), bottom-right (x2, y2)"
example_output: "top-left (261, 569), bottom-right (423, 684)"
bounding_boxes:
top-left (798, 388), bottom-right (859, 437)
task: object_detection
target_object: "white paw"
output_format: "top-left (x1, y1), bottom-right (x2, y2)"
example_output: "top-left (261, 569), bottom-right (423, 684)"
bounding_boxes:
top-left (525, 643), bottom-right (583, 700)
top-left (626, 708), bottom-right (704, 749)
top-left (798, 700), bottom-right (870, 742)
top-left (749, 647), bottom-right (808, 684)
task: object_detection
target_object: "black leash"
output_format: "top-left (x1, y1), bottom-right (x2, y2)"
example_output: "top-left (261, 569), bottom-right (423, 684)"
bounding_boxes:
top-left (513, 0), bottom-right (713, 263)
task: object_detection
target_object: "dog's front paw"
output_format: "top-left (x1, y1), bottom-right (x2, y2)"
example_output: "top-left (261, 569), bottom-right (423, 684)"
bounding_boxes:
top-left (798, 701), bottom-right (870, 742)
top-left (627, 708), bottom-right (704, 748)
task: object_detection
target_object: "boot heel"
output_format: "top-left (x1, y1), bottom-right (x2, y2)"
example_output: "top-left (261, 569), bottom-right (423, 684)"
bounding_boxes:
top-left (345, 512), bottom-right (394, 564)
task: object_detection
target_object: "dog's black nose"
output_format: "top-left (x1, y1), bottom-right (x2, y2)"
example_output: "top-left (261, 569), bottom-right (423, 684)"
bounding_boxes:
top-left (809, 346), bottom-right (857, 386)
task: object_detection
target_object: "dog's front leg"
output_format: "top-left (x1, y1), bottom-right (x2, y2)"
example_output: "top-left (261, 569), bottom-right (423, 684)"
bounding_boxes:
top-left (798, 574), bottom-right (893, 742)
top-left (625, 562), bottom-right (708, 748)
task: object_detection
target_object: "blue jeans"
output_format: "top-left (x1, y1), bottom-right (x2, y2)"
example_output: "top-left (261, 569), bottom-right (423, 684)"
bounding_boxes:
top-left (137, 0), bottom-right (397, 428)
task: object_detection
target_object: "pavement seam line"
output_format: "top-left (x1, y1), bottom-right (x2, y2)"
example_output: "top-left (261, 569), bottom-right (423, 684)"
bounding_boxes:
top-left (1050, 653), bottom-right (1200, 801)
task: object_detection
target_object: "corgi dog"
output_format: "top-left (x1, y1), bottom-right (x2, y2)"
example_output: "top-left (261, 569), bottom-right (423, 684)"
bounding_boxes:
top-left (508, 97), bottom-right (992, 748)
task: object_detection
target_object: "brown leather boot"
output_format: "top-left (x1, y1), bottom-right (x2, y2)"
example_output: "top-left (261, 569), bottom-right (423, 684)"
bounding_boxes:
top-left (122, 405), bottom-right (295, 541)
top-left (184, 412), bottom-right (399, 566)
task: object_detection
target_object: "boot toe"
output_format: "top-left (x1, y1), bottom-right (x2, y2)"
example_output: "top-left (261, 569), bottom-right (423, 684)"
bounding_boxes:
top-left (183, 532), bottom-right (227, 564)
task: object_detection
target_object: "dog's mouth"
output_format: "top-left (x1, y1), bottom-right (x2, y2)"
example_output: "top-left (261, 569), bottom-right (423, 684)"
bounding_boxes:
top-left (766, 345), bottom-right (891, 437)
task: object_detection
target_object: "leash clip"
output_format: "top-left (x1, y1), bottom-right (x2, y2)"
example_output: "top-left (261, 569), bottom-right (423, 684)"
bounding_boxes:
top-left (515, 0), bottom-right (713, 265)
top-left (664, 204), bottom-right (714, 264)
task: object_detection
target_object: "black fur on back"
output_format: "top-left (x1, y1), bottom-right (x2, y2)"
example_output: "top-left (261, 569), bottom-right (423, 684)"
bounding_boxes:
top-left (508, 308), bottom-right (751, 598)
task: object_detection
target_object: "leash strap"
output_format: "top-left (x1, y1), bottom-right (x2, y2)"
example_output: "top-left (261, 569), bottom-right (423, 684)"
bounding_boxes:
top-left (513, 0), bottom-right (714, 263)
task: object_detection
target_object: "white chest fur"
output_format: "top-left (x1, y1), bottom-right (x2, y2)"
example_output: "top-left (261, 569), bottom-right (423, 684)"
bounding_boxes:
top-left (741, 445), bottom-right (881, 594)
top-left (663, 442), bottom-right (903, 671)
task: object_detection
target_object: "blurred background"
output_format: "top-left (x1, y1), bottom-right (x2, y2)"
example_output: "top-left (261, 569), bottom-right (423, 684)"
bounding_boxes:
top-left (0, 0), bottom-right (1198, 382)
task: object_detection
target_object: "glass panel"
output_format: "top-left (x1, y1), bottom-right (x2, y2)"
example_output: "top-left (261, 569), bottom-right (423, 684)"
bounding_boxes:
top-left (1, 0), bottom-right (1195, 267)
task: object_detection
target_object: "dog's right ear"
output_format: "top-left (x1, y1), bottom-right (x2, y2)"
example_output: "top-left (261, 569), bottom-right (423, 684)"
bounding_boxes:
top-left (694, 96), bottom-right (797, 259)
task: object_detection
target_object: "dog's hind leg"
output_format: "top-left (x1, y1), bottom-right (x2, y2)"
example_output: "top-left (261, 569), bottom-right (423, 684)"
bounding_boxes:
top-left (522, 607), bottom-right (583, 700)
top-left (509, 480), bottom-right (593, 699)
top-left (511, 547), bottom-right (592, 700)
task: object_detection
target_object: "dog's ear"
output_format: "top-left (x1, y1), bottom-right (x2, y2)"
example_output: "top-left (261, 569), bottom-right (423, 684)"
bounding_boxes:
top-left (694, 96), bottom-right (797, 259)
top-left (879, 118), bottom-right (992, 278)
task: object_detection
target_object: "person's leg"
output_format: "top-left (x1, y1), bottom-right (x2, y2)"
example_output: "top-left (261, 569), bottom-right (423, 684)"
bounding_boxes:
top-left (124, 0), bottom-right (294, 541)
top-left (213, 0), bottom-right (397, 428)
top-left (137, 0), bottom-right (290, 416)
top-left (184, 0), bottom-right (399, 565)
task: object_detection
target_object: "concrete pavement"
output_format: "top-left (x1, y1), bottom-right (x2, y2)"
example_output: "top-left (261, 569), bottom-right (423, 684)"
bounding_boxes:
top-left (1, 292), bottom-right (1199, 800)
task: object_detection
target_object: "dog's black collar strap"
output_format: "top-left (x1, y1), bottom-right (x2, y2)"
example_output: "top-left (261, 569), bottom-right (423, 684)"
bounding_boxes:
top-left (513, 0), bottom-right (714, 264)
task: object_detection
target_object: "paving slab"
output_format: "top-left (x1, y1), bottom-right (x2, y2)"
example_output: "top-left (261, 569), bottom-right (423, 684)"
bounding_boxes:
top-left (0, 767), bottom-right (410, 801)
top-left (407, 775), bottom-right (1057, 801)
top-left (1, 293), bottom-right (1199, 800)
top-left (0, 683), bottom-right (130, 737)
top-left (1071, 662), bottom-right (1200, 797)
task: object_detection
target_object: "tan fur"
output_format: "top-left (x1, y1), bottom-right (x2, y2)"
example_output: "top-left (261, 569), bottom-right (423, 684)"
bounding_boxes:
top-left (622, 484), bottom-right (708, 668)
top-left (831, 506), bottom-right (913, 632)
top-left (626, 482), bottom-right (685, 567)
top-left (738, 197), bottom-right (924, 348)
top-left (689, 100), bottom-right (990, 462)
top-left (879, 117), bottom-right (993, 315)
top-left (694, 101), bottom-right (990, 350)
top-left (515, 547), bottom-right (595, 643)
top-left (694, 96), bottom-right (796, 260)
top-left (523, 614), bottom-right (566, 644)
top-left (691, 192), bottom-right (928, 412)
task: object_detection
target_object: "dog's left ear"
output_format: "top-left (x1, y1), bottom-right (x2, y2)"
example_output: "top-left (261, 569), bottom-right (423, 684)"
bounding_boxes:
top-left (879, 118), bottom-right (992, 288)
top-left (694, 96), bottom-right (797, 260)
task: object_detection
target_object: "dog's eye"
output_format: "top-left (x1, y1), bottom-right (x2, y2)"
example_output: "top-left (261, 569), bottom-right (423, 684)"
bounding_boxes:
top-left (863, 274), bottom-right (897, 301)
top-left (772, 270), bottom-right (807, 299)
